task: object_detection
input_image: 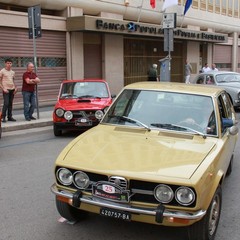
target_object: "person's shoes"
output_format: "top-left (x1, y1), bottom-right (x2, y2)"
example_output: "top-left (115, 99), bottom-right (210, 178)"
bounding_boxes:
top-left (8, 117), bottom-right (16, 122)
top-left (2, 118), bottom-right (6, 123)
top-left (26, 118), bottom-right (31, 121)
top-left (30, 116), bottom-right (36, 120)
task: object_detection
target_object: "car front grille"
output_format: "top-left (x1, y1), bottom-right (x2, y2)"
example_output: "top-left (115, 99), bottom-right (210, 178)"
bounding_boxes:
top-left (55, 167), bottom-right (196, 207)
top-left (72, 110), bottom-right (96, 119)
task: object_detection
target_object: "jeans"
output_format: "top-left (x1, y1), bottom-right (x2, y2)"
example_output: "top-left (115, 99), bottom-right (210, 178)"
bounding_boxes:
top-left (22, 91), bottom-right (36, 119)
top-left (2, 89), bottom-right (15, 119)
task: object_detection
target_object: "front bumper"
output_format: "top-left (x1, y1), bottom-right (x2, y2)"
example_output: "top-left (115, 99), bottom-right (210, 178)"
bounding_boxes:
top-left (51, 183), bottom-right (206, 225)
top-left (54, 121), bottom-right (99, 130)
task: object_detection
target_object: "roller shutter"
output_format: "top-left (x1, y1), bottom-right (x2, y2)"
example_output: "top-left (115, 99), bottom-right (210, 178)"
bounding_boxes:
top-left (213, 44), bottom-right (232, 70)
top-left (0, 27), bottom-right (66, 108)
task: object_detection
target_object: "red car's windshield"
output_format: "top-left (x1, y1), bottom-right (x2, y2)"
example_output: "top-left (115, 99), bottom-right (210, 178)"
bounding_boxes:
top-left (60, 82), bottom-right (109, 99)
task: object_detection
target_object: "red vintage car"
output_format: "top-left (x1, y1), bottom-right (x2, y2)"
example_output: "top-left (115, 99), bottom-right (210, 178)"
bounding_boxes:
top-left (53, 79), bottom-right (114, 136)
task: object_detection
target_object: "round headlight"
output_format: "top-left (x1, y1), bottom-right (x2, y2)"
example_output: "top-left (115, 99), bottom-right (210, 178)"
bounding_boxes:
top-left (57, 168), bottom-right (73, 185)
top-left (73, 171), bottom-right (90, 189)
top-left (154, 184), bottom-right (174, 203)
top-left (64, 111), bottom-right (73, 121)
top-left (55, 108), bottom-right (64, 117)
top-left (95, 110), bottom-right (104, 120)
top-left (175, 187), bottom-right (195, 206)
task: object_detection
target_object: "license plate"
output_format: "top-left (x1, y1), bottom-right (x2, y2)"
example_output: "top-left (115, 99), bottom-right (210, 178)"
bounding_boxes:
top-left (92, 182), bottom-right (129, 203)
top-left (75, 118), bottom-right (92, 126)
top-left (100, 207), bottom-right (131, 221)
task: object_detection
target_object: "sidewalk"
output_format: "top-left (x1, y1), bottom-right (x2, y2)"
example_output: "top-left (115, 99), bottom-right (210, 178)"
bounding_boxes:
top-left (2, 109), bottom-right (53, 132)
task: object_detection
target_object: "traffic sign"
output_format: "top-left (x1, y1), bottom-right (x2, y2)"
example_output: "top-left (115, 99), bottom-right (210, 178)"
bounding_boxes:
top-left (162, 13), bottom-right (176, 29)
top-left (28, 5), bottom-right (42, 39)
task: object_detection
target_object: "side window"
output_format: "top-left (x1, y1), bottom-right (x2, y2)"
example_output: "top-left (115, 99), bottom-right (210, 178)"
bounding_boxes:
top-left (217, 93), bottom-right (234, 134)
top-left (221, 92), bottom-right (234, 118)
top-left (206, 75), bottom-right (215, 84)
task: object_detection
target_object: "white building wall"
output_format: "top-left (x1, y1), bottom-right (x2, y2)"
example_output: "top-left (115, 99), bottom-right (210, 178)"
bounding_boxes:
top-left (103, 34), bottom-right (124, 95)
top-left (187, 41), bottom-right (200, 83)
top-left (70, 32), bottom-right (84, 80)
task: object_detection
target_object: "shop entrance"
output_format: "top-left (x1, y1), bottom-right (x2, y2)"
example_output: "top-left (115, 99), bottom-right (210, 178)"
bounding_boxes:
top-left (124, 38), bottom-right (184, 85)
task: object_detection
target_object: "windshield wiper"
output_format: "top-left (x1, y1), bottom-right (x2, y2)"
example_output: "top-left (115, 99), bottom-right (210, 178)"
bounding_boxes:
top-left (108, 115), bottom-right (151, 131)
top-left (150, 123), bottom-right (206, 138)
top-left (78, 95), bottom-right (95, 98)
top-left (61, 94), bottom-right (78, 99)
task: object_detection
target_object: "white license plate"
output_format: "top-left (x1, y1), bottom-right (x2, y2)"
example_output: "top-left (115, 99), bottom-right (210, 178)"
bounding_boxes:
top-left (100, 208), bottom-right (131, 221)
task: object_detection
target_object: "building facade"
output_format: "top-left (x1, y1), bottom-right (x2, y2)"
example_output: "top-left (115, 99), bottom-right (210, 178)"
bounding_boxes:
top-left (0, 0), bottom-right (240, 107)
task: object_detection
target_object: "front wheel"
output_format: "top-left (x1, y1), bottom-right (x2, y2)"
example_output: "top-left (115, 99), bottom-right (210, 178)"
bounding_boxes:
top-left (188, 186), bottom-right (222, 240)
top-left (53, 124), bottom-right (62, 136)
top-left (55, 197), bottom-right (87, 222)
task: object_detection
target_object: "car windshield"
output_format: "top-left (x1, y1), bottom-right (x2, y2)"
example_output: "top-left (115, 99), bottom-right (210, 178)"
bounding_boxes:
top-left (102, 89), bottom-right (217, 136)
top-left (215, 74), bottom-right (240, 83)
top-left (60, 82), bottom-right (109, 99)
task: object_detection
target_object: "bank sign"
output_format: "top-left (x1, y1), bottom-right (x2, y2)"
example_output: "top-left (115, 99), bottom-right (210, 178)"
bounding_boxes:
top-left (66, 16), bottom-right (227, 43)
top-left (96, 19), bottom-right (227, 43)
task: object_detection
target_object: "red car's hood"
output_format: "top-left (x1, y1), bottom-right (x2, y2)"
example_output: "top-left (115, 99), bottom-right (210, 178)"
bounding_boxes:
top-left (55, 98), bottom-right (111, 110)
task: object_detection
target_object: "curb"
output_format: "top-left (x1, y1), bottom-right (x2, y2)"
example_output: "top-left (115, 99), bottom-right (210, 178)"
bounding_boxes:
top-left (2, 120), bottom-right (53, 132)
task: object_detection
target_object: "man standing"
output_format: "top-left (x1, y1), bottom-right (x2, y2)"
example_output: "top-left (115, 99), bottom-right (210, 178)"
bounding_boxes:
top-left (22, 62), bottom-right (40, 121)
top-left (0, 58), bottom-right (18, 122)
top-left (211, 63), bottom-right (219, 71)
top-left (184, 60), bottom-right (192, 84)
top-left (147, 64), bottom-right (159, 81)
top-left (202, 63), bottom-right (211, 73)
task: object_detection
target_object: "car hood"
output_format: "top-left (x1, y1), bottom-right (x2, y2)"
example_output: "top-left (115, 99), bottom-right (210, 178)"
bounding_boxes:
top-left (58, 125), bottom-right (216, 180)
top-left (55, 98), bottom-right (111, 110)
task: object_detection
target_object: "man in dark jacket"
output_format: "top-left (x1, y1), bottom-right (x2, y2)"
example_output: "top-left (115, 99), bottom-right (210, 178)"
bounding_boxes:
top-left (148, 64), bottom-right (159, 81)
top-left (22, 62), bottom-right (40, 121)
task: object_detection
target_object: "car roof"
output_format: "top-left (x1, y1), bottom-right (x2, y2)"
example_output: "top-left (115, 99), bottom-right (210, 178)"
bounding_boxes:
top-left (124, 82), bottom-right (224, 97)
top-left (61, 79), bottom-right (107, 83)
top-left (199, 70), bottom-right (240, 75)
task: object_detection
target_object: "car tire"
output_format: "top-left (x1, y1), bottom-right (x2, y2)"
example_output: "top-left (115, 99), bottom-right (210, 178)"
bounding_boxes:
top-left (54, 124), bottom-right (62, 136)
top-left (55, 197), bottom-right (87, 222)
top-left (187, 186), bottom-right (222, 240)
top-left (226, 155), bottom-right (233, 176)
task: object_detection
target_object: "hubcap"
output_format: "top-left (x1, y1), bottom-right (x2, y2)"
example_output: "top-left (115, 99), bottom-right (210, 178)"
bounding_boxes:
top-left (208, 194), bottom-right (220, 236)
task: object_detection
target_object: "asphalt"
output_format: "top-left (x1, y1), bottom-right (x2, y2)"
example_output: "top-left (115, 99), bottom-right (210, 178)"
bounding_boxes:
top-left (1, 107), bottom-right (53, 132)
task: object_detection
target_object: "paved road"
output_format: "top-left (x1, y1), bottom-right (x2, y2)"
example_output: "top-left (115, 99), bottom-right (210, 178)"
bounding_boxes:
top-left (0, 124), bottom-right (240, 240)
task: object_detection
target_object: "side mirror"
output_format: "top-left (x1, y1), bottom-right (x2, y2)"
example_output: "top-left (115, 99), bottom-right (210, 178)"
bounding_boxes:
top-left (229, 125), bottom-right (238, 135)
top-left (111, 94), bottom-right (116, 99)
top-left (222, 118), bottom-right (234, 128)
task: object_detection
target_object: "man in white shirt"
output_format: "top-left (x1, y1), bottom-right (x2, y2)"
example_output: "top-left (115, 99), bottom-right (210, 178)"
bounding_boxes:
top-left (211, 63), bottom-right (219, 71)
top-left (202, 63), bottom-right (211, 73)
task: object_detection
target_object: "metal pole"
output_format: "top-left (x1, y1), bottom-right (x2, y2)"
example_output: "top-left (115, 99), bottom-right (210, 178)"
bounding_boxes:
top-left (168, 30), bottom-right (171, 79)
top-left (31, 7), bottom-right (40, 119)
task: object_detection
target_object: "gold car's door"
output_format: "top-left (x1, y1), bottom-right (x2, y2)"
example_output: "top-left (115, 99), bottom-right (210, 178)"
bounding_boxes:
top-left (216, 93), bottom-right (238, 173)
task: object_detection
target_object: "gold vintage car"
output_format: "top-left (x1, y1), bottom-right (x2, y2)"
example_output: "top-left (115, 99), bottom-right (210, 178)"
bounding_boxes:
top-left (51, 82), bottom-right (238, 240)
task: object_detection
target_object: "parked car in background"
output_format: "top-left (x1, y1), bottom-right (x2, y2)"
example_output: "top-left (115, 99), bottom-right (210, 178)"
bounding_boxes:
top-left (51, 82), bottom-right (238, 240)
top-left (53, 79), bottom-right (114, 136)
top-left (193, 71), bottom-right (240, 109)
